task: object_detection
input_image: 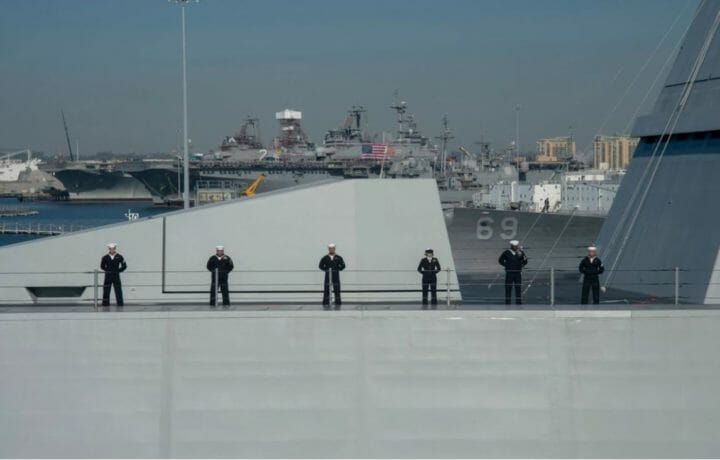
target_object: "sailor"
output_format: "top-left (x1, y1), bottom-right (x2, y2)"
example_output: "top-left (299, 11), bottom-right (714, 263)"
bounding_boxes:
top-left (498, 240), bottom-right (528, 305)
top-left (417, 248), bottom-right (441, 308)
top-left (579, 246), bottom-right (604, 305)
top-left (100, 243), bottom-right (127, 309)
top-left (206, 245), bottom-right (234, 308)
top-left (319, 243), bottom-right (346, 309)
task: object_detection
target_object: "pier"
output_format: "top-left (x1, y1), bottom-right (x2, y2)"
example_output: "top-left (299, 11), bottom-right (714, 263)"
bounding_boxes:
top-left (0, 222), bottom-right (86, 236)
top-left (0, 190), bottom-right (70, 202)
top-left (0, 206), bottom-right (38, 217)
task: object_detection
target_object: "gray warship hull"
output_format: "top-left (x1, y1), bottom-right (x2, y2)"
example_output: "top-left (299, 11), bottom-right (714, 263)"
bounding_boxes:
top-left (445, 208), bottom-right (607, 304)
top-left (51, 168), bottom-right (152, 201)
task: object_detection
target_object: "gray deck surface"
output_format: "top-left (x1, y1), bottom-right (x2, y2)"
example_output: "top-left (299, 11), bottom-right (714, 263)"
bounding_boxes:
top-left (1, 299), bottom-right (718, 313)
top-left (1, 308), bottom-right (720, 458)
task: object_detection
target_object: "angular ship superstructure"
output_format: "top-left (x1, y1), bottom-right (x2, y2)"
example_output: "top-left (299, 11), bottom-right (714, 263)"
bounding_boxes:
top-left (596, 0), bottom-right (720, 304)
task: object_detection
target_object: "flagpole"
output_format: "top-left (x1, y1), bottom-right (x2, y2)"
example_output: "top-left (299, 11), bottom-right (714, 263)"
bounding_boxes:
top-left (379, 133), bottom-right (387, 179)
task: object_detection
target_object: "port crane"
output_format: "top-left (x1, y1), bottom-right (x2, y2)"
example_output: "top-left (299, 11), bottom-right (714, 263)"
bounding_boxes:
top-left (241, 174), bottom-right (265, 197)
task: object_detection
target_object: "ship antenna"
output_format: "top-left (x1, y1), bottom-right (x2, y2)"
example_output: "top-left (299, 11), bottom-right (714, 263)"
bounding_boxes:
top-left (435, 114), bottom-right (454, 178)
top-left (60, 109), bottom-right (75, 162)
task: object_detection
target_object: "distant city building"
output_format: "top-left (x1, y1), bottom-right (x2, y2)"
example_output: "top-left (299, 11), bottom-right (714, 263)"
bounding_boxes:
top-left (593, 135), bottom-right (639, 170)
top-left (535, 136), bottom-right (576, 162)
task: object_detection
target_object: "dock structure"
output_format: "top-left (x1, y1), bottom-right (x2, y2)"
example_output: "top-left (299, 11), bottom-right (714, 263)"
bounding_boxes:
top-left (0, 308), bottom-right (719, 458)
top-left (0, 222), bottom-right (86, 236)
top-left (0, 207), bottom-right (38, 217)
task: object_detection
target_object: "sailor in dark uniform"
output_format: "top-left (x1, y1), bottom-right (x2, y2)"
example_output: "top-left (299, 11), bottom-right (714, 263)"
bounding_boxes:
top-left (498, 239), bottom-right (528, 305)
top-left (206, 245), bottom-right (234, 308)
top-left (319, 243), bottom-right (345, 310)
top-left (579, 245), bottom-right (604, 305)
top-left (417, 248), bottom-right (441, 308)
top-left (100, 243), bottom-right (127, 309)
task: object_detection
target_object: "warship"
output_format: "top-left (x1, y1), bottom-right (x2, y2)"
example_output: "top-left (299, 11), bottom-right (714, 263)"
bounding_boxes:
top-left (3, 3), bottom-right (720, 458)
top-left (128, 94), bottom-right (521, 203)
top-left (37, 96), bottom-right (612, 277)
top-left (38, 110), bottom-right (154, 201)
top-left (42, 159), bottom-right (153, 201)
top-left (39, 95), bottom-right (611, 276)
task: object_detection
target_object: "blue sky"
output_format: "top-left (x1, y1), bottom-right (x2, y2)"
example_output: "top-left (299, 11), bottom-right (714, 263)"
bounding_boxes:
top-left (0, 0), bottom-right (699, 157)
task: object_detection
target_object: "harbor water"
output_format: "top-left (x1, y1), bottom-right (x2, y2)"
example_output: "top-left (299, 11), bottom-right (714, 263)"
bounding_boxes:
top-left (0, 198), bottom-right (171, 246)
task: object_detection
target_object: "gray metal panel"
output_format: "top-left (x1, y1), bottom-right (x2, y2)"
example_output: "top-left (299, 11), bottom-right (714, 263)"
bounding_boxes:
top-left (665, 0), bottom-right (720, 86)
top-left (632, 79), bottom-right (720, 137)
top-left (0, 180), bottom-right (460, 304)
top-left (632, 0), bottom-right (720, 137)
top-left (595, 154), bottom-right (720, 303)
top-left (446, 208), bottom-right (604, 273)
top-left (608, 1), bottom-right (720, 303)
top-left (1, 310), bottom-right (720, 458)
top-left (709, 247), bottom-right (720, 303)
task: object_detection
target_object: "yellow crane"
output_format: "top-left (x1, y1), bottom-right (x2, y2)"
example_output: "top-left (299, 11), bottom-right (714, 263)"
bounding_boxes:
top-left (241, 174), bottom-right (265, 197)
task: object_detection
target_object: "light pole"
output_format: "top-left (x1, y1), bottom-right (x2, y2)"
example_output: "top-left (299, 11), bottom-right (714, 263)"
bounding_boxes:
top-left (171, 0), bottom-right (197, 209)
top-left (176, 154), bottom-right (182, 199)
top-left (514, 104), bottom-right (521, 160)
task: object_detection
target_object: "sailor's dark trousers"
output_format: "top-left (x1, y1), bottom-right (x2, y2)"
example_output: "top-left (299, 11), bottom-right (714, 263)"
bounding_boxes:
top-left (422, 275), bottom-right (438, 307)
top-left (210, 274), bottom-right (230, 307)
top-left (581, 278), bottom-right (600, 305)
top-left (505, 271), bottom-right (522, 305)
top-left (323, 270), bottom-right (341, 309)
top-left (102, 273), bottom-right (123, 307)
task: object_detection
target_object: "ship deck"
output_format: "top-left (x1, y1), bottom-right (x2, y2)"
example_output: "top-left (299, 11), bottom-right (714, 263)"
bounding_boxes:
top-left (1, 308), bottom-right (719, 458)
top-left (0, 301), bottom-right (718, 313)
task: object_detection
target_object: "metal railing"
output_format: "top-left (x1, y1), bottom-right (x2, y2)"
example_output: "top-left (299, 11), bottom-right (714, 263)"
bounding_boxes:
top-left (456, 267), bottom-right (720, 306)
top-left (0, 267), bottom-right (718, 310)
top-left (0, 267), bottom-right (461, 310)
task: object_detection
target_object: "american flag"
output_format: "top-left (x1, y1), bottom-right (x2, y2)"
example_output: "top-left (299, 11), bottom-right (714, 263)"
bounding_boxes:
top-left (361, 144), bottom-right (396, 160)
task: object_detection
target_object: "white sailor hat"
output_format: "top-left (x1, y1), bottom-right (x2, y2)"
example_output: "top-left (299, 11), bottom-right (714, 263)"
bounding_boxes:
top-left (215, 245), bottom-right (224, 251)
top-left (328, 243), bottom-right (336, 248)
top-left (509, 240), bottom-right (519, 246)
top-left (425, 248), bottom-right (434, 253)
top-left (107, 243), bottom-right (117, 249)
top-left (587, 246), bottom-right (597, 251)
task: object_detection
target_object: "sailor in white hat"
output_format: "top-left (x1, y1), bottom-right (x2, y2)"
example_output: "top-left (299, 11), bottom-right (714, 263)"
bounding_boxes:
top-left (579, 245), bottom-right (604, 305)
top-left (100, 243), bottom-right (127, 309)
top-left (498, 239), bottom-right (528, 305)
top-left (319, 243), bottom-right (346, 309)
top-left (206, 245), bottom-right (234, 308)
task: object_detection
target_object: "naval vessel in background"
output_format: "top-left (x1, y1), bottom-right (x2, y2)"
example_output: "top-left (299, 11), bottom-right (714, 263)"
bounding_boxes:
top-left (29, 93), bottom-right (614, 285)
top-left (41, 159), bottom-right (153, 201)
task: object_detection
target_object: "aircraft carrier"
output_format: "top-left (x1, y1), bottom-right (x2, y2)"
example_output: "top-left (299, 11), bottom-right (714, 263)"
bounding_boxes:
top-left (42, 160), bottom-right (153, 201)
